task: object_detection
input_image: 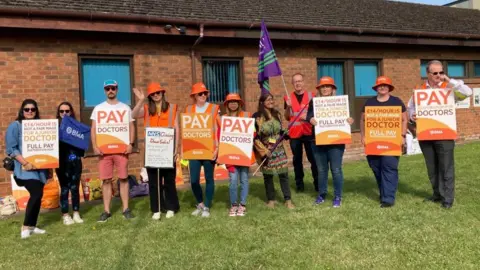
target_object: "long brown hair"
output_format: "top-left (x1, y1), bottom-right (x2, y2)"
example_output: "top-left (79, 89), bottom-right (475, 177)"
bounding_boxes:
top-left (148, 92), bottom-right (169, 115)
top-left (257, 93), bottom-right (281, 121)
top-left (225, 101), bottom-right (243, 117)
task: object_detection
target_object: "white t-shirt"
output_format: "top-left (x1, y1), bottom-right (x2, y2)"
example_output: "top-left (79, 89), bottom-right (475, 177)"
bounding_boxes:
top-left (90, 101), bottom-right (134, 122)
top-left (194, 102), bottom-right (210, 114)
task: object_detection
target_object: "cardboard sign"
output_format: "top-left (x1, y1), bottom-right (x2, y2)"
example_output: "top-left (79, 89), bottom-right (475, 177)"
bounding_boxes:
top-left (145, 127), bottom-right (175, 168)
top-left (22, 119), bottom-right (59, 168)
top-left (181, 113), bottom-right (214, 160)
top-left (94, 108), bottom-right (130, 154)
top-left (414, 89), bottom-right (456, 140)
top-left (217, 116), bottom-right (255, 166)
top-left (365, 106), bottom-right (402, 156)
top-left (313, 95), bottom-right (352, 145)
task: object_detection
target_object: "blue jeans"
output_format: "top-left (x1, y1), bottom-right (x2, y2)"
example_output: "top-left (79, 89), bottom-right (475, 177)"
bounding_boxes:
top-left (189, 160), bottom-right (215, 208)
top-left (228, 166), bottom-right (249, 205)
top-left (311, 144), bottom-right (345, 198)
top-left (366, 155), bottom-right (400, 204)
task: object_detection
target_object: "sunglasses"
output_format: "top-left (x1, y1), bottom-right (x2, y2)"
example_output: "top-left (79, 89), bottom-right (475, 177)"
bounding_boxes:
top-left (197, 92), bottom-right (208, 97)
top-left (59, 110), bottom-right (70, 114)
top-left (23, 108), bottom-right (37, 113)
top-left (150, 91), bottom-right (163, 96)
top-left (104, 87), bottom-right (117, 92)
top-left (429, 71), bottom-right (445, 76)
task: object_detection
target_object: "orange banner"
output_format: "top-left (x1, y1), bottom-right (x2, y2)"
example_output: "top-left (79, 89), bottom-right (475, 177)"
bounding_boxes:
top-left (181, 113), bottom-right (214, 160)
top-left (365, 106), bottom-right (402, 156)
top-left (414, 89), bottom-right (457, 141)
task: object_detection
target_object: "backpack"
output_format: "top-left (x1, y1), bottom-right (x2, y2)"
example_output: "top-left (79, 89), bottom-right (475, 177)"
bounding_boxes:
top-left (0, 196), bottom-right (18, 216)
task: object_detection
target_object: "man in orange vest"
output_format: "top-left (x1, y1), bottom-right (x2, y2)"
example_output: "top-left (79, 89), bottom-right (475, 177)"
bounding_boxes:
top-left (407, 60), bottom-right (472, 209)
top-left (284, 73), bottom-right (318, 192)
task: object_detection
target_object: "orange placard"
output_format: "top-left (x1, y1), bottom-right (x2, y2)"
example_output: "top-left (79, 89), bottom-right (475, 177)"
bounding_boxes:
top-left (365, 106), bottom-right (402, 156)
top-left (181, 113), bottom-right (214, 160)
top-left (414, 89), bottom-right (457, 141)
top-left (94, 109), bottom-right (130, 154)
top-left (313, 96), bottom-right (352, 145)
top-left (217, 116), bottom-right (255, 166)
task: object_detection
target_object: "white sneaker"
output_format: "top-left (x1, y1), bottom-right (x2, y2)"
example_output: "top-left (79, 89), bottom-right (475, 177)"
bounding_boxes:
top-left (30, 227), bottom-right (46, 234)
top-left (72, 212), bottom-right (84, 224)
top-left (21, 229), bottom-right (31, 239)
top-left (201, 207), bottom-right (210, 218)
top-left (152, 212), bottom-right (161, 220)
top-left (63, 215), bottom-right (74, 226)
top-left (166, 210), bottom-right (175, 219)
top-left (191, 205), bottom-right (203, 216)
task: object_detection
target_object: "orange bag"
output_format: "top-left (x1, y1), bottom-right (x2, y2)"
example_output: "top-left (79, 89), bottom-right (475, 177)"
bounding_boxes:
top-left (41, 177), bottom-right (60, 209)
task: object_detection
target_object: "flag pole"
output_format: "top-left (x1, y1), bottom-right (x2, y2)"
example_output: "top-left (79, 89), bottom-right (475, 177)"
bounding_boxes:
top-left (280, 74), bottom-right (291, 99)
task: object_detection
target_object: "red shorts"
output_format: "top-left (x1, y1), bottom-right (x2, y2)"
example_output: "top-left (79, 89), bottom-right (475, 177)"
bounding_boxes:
top-left (98, 154), bottom-right (129, 180)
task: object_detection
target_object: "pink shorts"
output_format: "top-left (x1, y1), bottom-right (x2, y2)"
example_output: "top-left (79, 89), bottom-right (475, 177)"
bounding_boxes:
top-left (98, 154), bottom-right (129, 180)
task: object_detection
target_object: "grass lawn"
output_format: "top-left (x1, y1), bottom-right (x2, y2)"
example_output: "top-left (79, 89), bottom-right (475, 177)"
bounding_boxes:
top-left (1, 142), bottom-right (480, 269)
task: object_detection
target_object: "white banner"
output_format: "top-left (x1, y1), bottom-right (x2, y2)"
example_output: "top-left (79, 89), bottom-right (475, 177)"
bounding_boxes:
top-left (22, 119), bottom-right (59, 169)
top-left (145, 127), bottom-right (175, 168)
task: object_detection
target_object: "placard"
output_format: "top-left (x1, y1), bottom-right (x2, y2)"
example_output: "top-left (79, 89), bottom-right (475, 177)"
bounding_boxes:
top-left (22, 119), bottom-right (59, 168)
top-left (473, 88), bottom-right (480, 107)
top-left (364, 106), bottom-right (402, 156)
top-left (313, 95), bottom-right (352, 145)
top-left (414, 89), bottom-right (456, 140)
top-left (94, 108), bottom-right (130, 154)
top-left (217, 116), bottom-right (255, 166)
top-left (145, 127), bottom-right (175, 168)
top-left (181, 113), bottom-right (214, 160)
top-left (456, 96), bottom-right (470, 109)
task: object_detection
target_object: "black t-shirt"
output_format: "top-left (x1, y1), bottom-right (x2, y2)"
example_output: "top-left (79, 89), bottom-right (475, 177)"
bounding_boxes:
top-left (361, 95), bottom-right (406, 113)
top-left (284, 92), bottom-right (304, 109)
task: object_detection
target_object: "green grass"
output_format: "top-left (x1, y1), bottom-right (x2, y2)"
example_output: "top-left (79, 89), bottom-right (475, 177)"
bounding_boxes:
top-left (2, 143), bottom-right (480, 269)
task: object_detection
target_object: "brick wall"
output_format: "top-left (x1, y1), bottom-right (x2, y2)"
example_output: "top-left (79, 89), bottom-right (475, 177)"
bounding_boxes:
top-left (1, 32), bottom-right (479, 196)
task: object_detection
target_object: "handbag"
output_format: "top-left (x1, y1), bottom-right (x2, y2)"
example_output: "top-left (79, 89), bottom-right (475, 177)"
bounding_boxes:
top-left (2, 156), bottom-right (14, 171)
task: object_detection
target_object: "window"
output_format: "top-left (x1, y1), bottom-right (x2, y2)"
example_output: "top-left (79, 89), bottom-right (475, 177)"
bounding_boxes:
top-left (420, 60), bottom-right (429, 78)
top-left (474, 62), bottom-right (480, 77)
top-left (317, 59), bottom-right (381, 130)
top-left (78, 56), bottom-right (135, 153)
top-left (317, 62), bottom-right (345, 95)
top-left (447, 62), bottom-right (466, 77)
top-left (202, 58), bottom-right (242, 104)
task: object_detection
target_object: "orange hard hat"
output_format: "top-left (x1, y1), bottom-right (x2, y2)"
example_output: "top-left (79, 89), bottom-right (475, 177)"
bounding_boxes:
top-left (190, 82), bottom-right (209, 96)
top-left (223, 93), bottom-right (244, 107)
top-left (316, 76), bottom-right (337, 89)
top-left (147, 82), bottom-right (166, 96)
top-left (372, 76), bottom-right (395, 91)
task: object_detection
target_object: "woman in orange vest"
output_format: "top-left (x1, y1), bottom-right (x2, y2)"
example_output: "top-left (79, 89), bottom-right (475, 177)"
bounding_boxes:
top-left (220, 93), bottom-right (251, 217)
top-left (132, 82), bottom-right (180, 220)
top-left (253, 93), bottom-right (294, 209)
top-left (185, 82), bottom-right (220, 218)
top-left (306, 77), bottom-right (354, 208)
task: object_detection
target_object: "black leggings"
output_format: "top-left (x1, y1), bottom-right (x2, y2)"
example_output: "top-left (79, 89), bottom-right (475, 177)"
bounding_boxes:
top-left (15, 178), bottom-right (44, 227)
top-left (56, 169), bottom-right (81, 214)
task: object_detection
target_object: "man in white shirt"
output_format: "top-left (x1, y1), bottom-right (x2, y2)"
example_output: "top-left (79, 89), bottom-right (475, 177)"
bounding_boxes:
top-left (407, 60), bottom-right (472, 209)
top-left (90, 80), bottom-right (136, 221)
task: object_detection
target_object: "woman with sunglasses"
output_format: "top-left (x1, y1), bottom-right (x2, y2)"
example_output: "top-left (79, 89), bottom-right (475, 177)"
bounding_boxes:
top-left (253, 93), bottom-right (294, 209)
top-left (5, 99), bottom-right (49, 239)
top-left (185, 82), bottom-right (220, 218)
top-left (306, 77), bottom-right (354, 208)
top-left (132, 82), bottom-right (180, 220)
top-left (55, 102), bottom-right (85, 225)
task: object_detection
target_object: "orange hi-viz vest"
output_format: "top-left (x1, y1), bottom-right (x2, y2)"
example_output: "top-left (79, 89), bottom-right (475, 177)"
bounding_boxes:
top-left (284, 91), bottom-right (314, 139)
top-left (143, 103), bottom-right (177, 128)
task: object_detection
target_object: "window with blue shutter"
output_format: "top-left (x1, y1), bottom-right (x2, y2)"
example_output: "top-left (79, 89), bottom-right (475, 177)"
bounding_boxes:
top-left (354, 62), bottom-right (378, 97)
top-left (475, 62), bottom-right (480, 77)
top-left (202, 59), bottom-right (242, 103)
top-left (447, 62), bottom-right (466, 77)
top-left (317, 62), bottom-right (344, 95)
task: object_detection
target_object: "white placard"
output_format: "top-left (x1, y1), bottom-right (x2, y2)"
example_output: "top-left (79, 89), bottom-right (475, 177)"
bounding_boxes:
top-left (145, 127), bottom-right (175, 168)
top-left (313, 95), bottom-right (351, 145)
top-left (22, 119), bottom-right (59, 169)
top-left (473, 88), bottom-right (480, 107)
top-left (456, 96), bottom-right (471, 109)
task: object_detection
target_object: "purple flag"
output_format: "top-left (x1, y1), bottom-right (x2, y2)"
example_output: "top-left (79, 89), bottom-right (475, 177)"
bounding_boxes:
top-left (258, 20), bottom-right (282, 95)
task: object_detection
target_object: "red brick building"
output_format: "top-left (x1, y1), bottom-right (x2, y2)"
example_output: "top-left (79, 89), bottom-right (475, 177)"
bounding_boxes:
top-left (1, 0), bottom-right (479, 196)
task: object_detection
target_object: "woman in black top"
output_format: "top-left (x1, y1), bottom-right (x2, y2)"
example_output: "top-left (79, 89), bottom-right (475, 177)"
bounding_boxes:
top-left (56, 102), bottom-right (85, 225)
top-left (359, 76), bottom-right (407, 208)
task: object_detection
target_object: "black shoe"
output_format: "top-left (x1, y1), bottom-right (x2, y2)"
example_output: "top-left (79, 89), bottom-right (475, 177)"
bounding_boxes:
top-left (423, 196), bottom-right (442, 203)
top-left (97, 212), bottom-right (112, 223)
top-left (123, 208), bottom-right (135, 219)
top-left (380, 202), bottom-right (394, 208)
top-left (441, 202), bottom-right (453, 209)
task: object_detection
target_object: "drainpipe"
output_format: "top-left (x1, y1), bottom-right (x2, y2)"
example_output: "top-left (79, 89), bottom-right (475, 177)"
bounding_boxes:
top-left (191, 24), bottom-right (204, 84)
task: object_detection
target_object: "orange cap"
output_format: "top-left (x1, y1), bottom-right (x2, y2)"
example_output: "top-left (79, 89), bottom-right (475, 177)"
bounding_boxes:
top-left (316, 76), bottom-right (337, 89)
top-left (372, 76), bottom-right (395, 91)
top-left (190, 82), bottom-right (209, 96)
top-left (147, 82), bottom-right (166, 96)
top-left (223, 93), bottom-right (244, 107)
